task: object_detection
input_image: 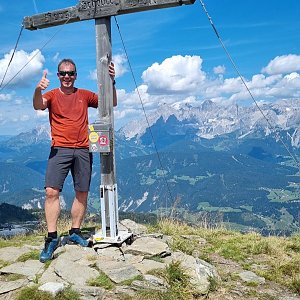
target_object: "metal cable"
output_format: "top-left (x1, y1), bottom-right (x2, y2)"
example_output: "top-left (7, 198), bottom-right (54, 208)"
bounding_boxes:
top-left (0, 17), bottom-right (71, 93)
top-left (199, 0), bottom-right (299, 169)
top-left (0, 25), bottom-right (24, 89)
top-left (113, 16), bottom-right (175, 215)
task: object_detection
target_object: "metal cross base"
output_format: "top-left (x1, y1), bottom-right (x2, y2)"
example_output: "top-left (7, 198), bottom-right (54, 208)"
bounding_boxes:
top-left (93, 229), bottom-right (134, 246)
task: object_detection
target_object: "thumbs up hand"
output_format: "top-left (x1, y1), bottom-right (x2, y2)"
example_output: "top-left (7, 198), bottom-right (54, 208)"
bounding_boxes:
top-left (36, 70), bottom-right (50, 91)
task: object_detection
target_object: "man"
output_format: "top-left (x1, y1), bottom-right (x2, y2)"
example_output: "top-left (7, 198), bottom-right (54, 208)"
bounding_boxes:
top-left (33, 58), bottom-right (117, 263)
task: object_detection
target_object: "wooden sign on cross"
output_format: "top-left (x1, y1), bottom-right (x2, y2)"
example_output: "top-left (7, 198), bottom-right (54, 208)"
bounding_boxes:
top-left (23, 0), bottom-right (195, 244)
top-left (23, 0), bottom-right (195, 30)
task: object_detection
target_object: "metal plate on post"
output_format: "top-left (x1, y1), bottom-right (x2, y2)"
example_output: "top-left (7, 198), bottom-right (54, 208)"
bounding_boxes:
top-left (88, 123), bottom-right (111, 153)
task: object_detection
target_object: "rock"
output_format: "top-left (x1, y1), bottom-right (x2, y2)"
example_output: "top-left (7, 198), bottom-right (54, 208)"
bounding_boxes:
top-left (96, 260), bottom-right (141, 284)
top-left (238, 270), bottom-right (265, 284)
top-left (39, 262), bottom-right (68, 285)
top-left (38, 282), bottom-right (65, 297)
top-left (164, 251), bottom-right (220, 295)
top-left (133, 258), bottom-right (166, 274)
top-left (0, 260), bottom-right (44, 278)
top-left (0, 247), bottom-right (33, 262)
top-left (113, 285), bottom-right (137, 298)
top-left (118, 219), bottom-right (147, 235)
top-left (72, 285), bottom-right (106, 299)
top-left (144, 274), bottom-right (169, 290)
top-left (124, 236), bottom-right (171, 258)
top-left (0, 279), bottom-right (29, 294)
top-left (53, 257), bottom-right (100, 286)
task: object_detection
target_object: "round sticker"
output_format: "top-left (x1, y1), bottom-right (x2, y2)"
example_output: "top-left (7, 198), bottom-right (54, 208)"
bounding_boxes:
top-left (89, 132), bottom-right (99, 143)
top-left (99, 135), bottom-right (109, 146)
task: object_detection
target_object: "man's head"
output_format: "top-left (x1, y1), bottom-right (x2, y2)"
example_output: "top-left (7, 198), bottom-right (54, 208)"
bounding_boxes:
top-left (57, 58), bottom-right (77, 90)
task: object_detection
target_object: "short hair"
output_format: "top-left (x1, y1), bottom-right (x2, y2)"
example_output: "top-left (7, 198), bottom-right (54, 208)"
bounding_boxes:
top-left (58, 58), bottom-right (77, 72)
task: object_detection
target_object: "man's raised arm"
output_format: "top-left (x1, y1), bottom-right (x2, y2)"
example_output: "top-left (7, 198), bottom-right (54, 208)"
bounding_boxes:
top-left (33, 70), bottom-right (49, 110)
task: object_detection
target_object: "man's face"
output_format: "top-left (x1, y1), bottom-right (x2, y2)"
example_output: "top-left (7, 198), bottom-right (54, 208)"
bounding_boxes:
top-left (57, 62), bottom-right (77, 88)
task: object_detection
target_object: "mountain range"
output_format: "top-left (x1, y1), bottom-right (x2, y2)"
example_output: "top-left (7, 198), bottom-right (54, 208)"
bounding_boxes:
top-left (0, 99), bottom-right (299, 233)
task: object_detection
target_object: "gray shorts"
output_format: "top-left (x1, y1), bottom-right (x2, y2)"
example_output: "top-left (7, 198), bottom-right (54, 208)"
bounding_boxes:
top-left (45, 147), bottom-right (93, 192)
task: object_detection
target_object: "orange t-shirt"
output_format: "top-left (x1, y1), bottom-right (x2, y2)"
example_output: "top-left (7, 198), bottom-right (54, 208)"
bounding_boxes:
top-left (44, 88), bottom-right (98, 148)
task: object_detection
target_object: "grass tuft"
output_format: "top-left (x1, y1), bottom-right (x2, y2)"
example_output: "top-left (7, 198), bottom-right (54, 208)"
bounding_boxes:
top-left (16, 286), bottom-right (81, 300)
top-left (87, 271), bottom-right (115, 290)
top-left (17, 250), bottom-right (40, 262)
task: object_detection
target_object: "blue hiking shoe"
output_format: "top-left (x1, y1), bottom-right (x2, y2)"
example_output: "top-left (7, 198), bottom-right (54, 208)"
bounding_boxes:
top-left (39, 236), bottom-right (60, 263)
top-left (68, 232), bottom-right (91, 247)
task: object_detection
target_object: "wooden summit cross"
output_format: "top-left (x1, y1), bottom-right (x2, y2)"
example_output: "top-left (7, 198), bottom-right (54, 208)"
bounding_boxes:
top-left (23, 0), bottom-right (195, 245)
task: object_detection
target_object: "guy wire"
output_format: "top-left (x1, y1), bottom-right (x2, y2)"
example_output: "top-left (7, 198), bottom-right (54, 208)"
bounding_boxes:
top-left (113, 16), bottom-right (175, 216)
top-left (0, 17), bottom-right (72, 93)
top-left (0, 25), bottom-right (24, 89)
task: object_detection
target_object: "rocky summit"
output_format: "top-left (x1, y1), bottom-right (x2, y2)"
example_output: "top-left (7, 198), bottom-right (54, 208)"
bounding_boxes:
top-left (0, 220), bottom-right (300, 299)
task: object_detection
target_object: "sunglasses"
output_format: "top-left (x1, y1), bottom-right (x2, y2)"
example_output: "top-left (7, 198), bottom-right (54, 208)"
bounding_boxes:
top-left (58, 71), bottom-right (76, 77)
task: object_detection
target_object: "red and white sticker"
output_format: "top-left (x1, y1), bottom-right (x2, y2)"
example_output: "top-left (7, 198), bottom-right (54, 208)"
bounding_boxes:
top-left (98, 135), bottom-right (109, 146)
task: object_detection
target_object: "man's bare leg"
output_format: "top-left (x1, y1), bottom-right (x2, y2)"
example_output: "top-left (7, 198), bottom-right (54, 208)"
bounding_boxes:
top-left (45, 187), bottom-right (60, 232)
top-left (71, 191), bottom-right (88, 228)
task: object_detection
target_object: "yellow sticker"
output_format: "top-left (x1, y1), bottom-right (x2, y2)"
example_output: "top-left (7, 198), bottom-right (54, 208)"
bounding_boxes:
top-left (89, 131), bottom-right (99, 143)
top-left (88, 125), bottom-right (95, 131)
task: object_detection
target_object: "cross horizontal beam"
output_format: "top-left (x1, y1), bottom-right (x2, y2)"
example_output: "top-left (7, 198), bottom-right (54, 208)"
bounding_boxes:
top-left (23, 0), bottom-right (195, 30)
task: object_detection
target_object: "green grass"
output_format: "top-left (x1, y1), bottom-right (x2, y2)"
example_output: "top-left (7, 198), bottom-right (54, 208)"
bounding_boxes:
top-left (87, 271), bottom-right (115, 290)
top-left (148, 218), bottom-right (300, 296)
top-left (121, 274), bottom-right (144, 286)
top-left (16, 286), bottom-right (80, 300)
top-left (0, 259), bottom-right (9, 268)
top-left (136, 260), bottom-right (196, 300)
top-left (17, 250), bottom-right (40, 262)
top-left (0, 234), bottom-right (44, 248)
top-left (6, 273), bottom-right (26, 281)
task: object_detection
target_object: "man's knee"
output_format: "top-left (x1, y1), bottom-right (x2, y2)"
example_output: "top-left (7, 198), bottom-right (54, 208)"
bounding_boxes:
top-left (45, 187), bottom-right (60, 201)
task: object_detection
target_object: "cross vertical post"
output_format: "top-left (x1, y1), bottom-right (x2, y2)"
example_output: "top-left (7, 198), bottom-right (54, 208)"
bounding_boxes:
top-left (94, 17), bottom-right (119, 239)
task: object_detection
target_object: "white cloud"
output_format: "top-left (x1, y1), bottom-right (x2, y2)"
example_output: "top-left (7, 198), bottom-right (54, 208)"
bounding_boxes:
top-left (0, 49), bottom-right (45, 88)
top-left (261, 54), bottom-right (300, 75)
top-left (114, 108), bottom-right (139, 120)
top-left (142, 55), bottom-right (206, 94)
top-left (89, 53), bottom-right (128, 81)
top-left (36, 110), bottom-right (48, 118)
top-left (2, 50), bottom-right (300, 135)
top-left (0, 93), bottom-right (12, 101)
top-left (213, 65), bottom-right (226, 74)
top-left (20, 114), bottom-right (30, 121)
top-left (52, 52), bottom-right (60, 63)
top-left (112, 54), bottom-right (300, 128)
top-left (89, 69), bottom-right (97, 81)
top-left (113, 54), bottom-right (128, 78)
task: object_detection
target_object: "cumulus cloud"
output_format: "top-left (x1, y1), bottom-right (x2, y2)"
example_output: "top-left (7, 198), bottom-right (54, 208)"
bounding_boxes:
top-left (2, 50), bottom-right (300, 134)
top-left (0, 49), bottom-right (45, 88)
top-left (89, 53), bottom-right (128, 80)
top-left (113, 54), bottom-right (128, 78)
top-left (112, 53), bottom-right (300, 128)
top-left (142, 55), bottom-right (206, 94)
top-left (261, 54), bottom-right (300, 75)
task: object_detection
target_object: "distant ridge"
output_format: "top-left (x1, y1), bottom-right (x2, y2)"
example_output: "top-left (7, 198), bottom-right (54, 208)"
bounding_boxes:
top-left (0, 203), bottom-right (37, 223)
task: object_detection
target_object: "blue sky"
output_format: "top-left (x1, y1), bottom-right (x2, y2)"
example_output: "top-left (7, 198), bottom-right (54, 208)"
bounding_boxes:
top-left (0, 0), bottom-right (300, 135)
